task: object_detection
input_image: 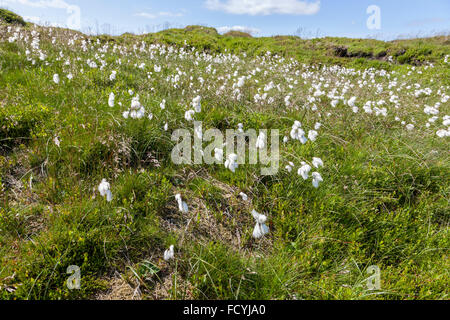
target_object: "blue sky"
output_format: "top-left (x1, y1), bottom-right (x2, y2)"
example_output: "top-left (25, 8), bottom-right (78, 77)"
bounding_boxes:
top-left (1, 0), bottom-right (449, 40)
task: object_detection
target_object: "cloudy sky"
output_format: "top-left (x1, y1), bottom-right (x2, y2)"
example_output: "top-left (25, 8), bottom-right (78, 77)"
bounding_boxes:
top-left (1, 0), bottom-right (449, 39)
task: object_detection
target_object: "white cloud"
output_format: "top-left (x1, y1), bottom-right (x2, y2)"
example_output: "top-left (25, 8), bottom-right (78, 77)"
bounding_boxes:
top-left (23, 15), bottom-right (65, 27)
top-left (1, 0), bottom-right (75, 10)
top-left (205, 0), bottom-right (320, 16)
top-left (1, 0), bottom-right (81, 29)
top-left (23, 15), bottom-right (42, 23)
top-left (217, 25), bottom-right (260, 35)
top-left (135, 12), bottom-right (157, 19)
top-left (135, 10), bottom-right (185, 19)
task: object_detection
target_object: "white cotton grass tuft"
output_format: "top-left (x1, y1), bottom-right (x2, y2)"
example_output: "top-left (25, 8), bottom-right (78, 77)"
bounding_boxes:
top-left (298, 163), bottom-right (312, 180)
top-left (256, 131), bottom-right (266, 149)
top-left (312, 157), bottom-right (324, 169)
top-left (436, 128), bottom-right (450, 138)
top-left (312, 172), bottom-right (323, 188)
top-left (443, 116), bottom-right (450, 127)
top-left (239, 192), bottom-right (248, 201)
top-left (131, 96), bottom-right (141, 110)
top-left (124, 96), bottom-right (145, 119)
top-left (192, 96), bottom-right (202, 113)
top-left (53, 136), bottom-right (61, 147)
top-left (348, 96), bottom-right (357, 108)
top-left (290, 121), bottom-right (308, 144)
top-left (348, 96), bottom-right (358, 113)
top-left (185, 110), bottom-right (195, 121)
top-left (175, 194), bottom-right (189, 213)
top-left (98, 179), bottom-right (113, 202)
top-left (285, 161), bottom-right (294, 173)
top-left (160, 99), bottom-right (166, 110)
top-left (225, 153), bottom-right (238, 173)
top-left (131, 108), bottom-right (145, 119)
top-left (108, 92), bottom-right (115, 107)
top-left (164, 245), bottom-right (174, 261)
top-left (308, 130), bottom-right (318, 142)
top-left (251, 210), bottom-right (269, 239)
top-left (53, 74), bottom-right (60, 84)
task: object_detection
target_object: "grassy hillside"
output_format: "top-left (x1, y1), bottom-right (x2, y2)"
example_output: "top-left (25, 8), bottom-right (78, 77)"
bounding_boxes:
top-left (0, 12), bottom-right (449, 300)
top-left (0, 8), bottom-right (26, 26)
top-left (90, 26), bottom-right (450, 71)
top-left (147, 27), bottom-right (449, 69)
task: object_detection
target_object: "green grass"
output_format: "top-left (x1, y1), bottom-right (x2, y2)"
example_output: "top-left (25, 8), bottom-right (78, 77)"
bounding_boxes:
top-left (0, 12), bottom-right (449, 300)
top-left (143, 28), bottom-right (449, 68)
top-left (0, 8), bottom-right (26, 26)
